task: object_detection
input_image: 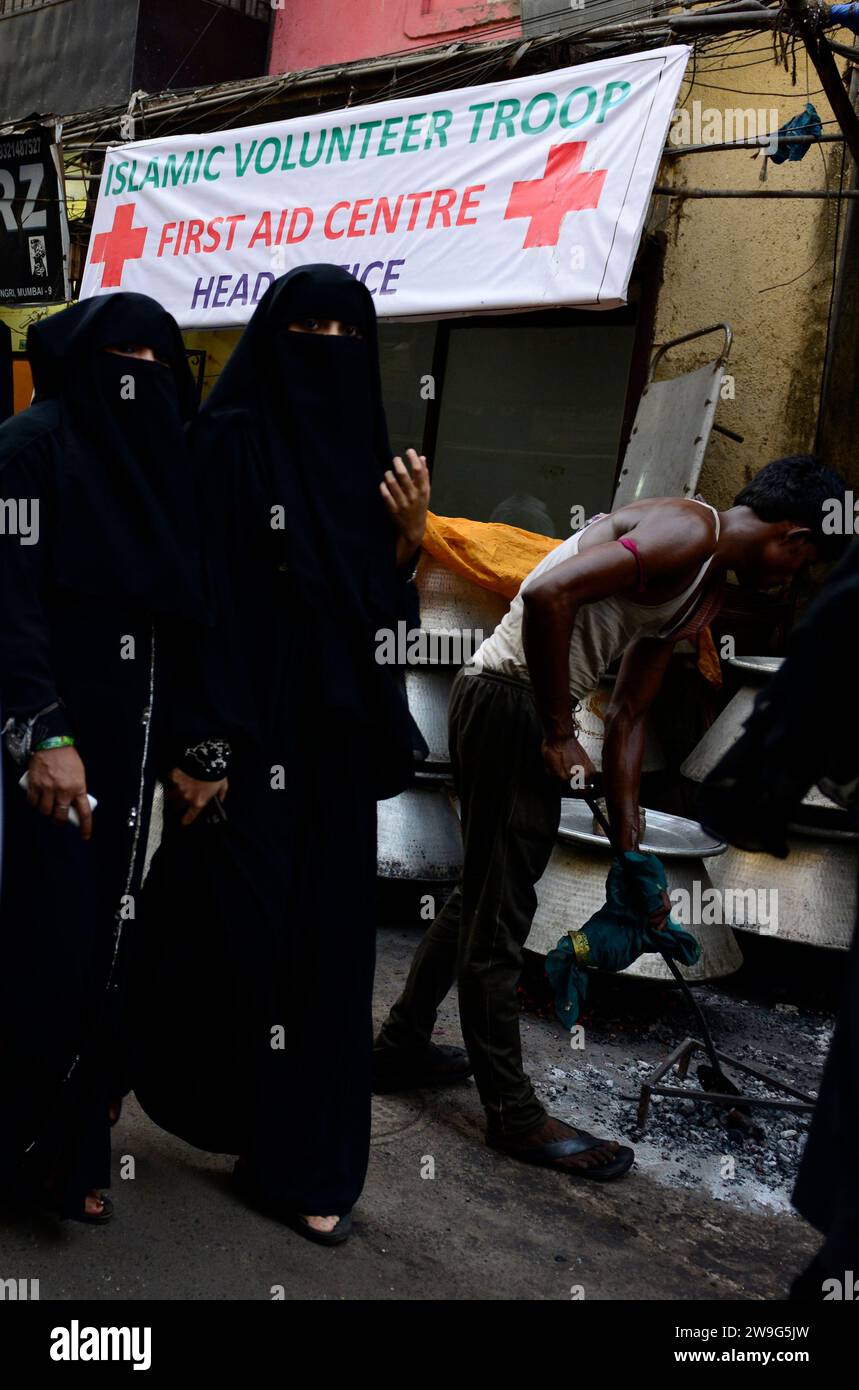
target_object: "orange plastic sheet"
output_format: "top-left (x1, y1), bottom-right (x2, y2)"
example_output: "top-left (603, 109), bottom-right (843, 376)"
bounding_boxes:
top-left (422, 510), bottom-right (722, 687)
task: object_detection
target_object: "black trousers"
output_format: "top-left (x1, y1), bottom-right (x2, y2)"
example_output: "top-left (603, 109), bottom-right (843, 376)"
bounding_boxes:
top-left (379, 667), bottom-right (562, 1139)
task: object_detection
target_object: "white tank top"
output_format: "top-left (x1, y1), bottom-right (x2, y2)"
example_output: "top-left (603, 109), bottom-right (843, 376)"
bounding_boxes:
top-left (472, 501), bottom-right (720, 702)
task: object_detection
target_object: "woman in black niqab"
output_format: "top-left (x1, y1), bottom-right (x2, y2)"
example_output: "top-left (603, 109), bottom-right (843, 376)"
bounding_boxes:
top-left (0, 292), bottom-right (223, 1222)
top-left (27, 292), bottom-right (204, 620)
top-left (134, 266), bottom-right (428, 1241)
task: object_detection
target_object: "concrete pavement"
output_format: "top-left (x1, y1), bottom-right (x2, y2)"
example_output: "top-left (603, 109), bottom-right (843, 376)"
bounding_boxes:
top-left (0, 923), bottom-right (821, 1301)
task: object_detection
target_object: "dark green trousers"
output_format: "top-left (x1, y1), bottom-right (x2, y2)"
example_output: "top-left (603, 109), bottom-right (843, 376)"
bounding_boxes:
top-left (379, 666), bottom-right (562, 1139)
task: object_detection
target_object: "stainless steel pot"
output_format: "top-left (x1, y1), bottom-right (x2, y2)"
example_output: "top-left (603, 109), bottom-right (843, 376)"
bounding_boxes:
top-left (415, 556), bottom-right (509, 651)
top-left (681, 683), bottom-right (842, 813)
top-left (377, 784), bottom-right (463, 882)
top-left (704, 828), bottom-right (856, 950)
top-left (528, 803), bottom-right (742, 982)
top-left (405, 664), bottom-right (456, 768)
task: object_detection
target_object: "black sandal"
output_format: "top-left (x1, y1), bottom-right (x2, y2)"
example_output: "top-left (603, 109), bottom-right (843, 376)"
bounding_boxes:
top-left (281, 1211), bottom-right (352, 1247)
top-left (74, 1193), bottom-right (114, 1225)
top-left (233, 1163), bottom-right (351, 1245)
top-left (40, 1191), bottom-right (114, 1224)
top-left (488, 1128), bottom-right (635, 1182)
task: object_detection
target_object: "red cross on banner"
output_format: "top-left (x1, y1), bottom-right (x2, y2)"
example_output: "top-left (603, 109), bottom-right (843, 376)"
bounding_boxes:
top-left (90, 203), bottom-right (148, 288)
top-left (504, 141), bottom-right (608, 249)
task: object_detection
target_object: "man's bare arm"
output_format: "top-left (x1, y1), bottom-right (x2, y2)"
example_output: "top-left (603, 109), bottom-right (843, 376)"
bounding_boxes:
top-left (522, 542), bottom-right (640, 777)
top-left (603, 635), bottom-right (675, 852)
top-left (521, 504), bottom-right (716, 783)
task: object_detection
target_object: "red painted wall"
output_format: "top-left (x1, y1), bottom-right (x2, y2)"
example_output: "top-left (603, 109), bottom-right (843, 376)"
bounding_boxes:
top-left (269, 0), bottom-right (522, 74)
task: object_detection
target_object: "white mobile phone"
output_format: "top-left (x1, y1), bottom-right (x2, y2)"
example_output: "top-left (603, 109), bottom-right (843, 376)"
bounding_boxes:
top-left (19, 772), bottom-right (98, 828)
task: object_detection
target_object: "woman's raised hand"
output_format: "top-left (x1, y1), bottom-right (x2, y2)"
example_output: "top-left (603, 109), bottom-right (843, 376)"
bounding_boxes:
top-left (380, 448), bottom-right (430, 563)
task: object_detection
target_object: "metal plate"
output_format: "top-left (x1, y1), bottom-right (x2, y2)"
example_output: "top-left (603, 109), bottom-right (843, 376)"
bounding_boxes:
top-left (558, 800), bottom-right (726, 858)
top-left (611, 358), bottom-right (722, 509)
top-left (727, 654), bottom-right (783, 676)
top-left (528, 841), bottom-right (743, 982)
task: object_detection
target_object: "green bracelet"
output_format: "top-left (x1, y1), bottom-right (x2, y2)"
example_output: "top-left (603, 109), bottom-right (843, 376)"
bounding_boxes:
top-left (34, 735), bottom-right (75, 752)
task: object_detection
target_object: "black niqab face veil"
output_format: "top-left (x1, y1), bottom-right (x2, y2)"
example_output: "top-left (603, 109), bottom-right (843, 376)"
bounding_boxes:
top-left (199, 265), bottom-right (399, 632)
top-left (27, 293), bottom-right (204, 622)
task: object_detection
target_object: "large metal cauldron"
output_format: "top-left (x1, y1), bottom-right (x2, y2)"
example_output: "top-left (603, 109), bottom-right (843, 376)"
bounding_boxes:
top-left (376, 560), bottom-right (508, 878)
top-left (704, 827), bottom-right (857, 951)
top-left (414, 555), bottom-right (509, 649)
top-left (680, 676), bottom-right (841, 814)
top-left (680, 655), bottom-right (855, 949)
top-left (528, 802), bottom-right (741, 983)
top-left (404, 665), bottom-right (456, 770)
top-left (377, 784), bottom-right (463, 883)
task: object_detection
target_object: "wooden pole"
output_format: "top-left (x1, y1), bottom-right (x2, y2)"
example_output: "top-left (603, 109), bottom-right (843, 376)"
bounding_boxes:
top-left (783, 0), bottom-right (859, 166)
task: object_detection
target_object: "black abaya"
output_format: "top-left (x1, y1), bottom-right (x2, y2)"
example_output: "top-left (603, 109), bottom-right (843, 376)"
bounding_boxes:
top-left (0, 294), bottom-right (210, 1216)
top-left (697, 540), bottom-right (859, 1278)
top-left (133, 267), bottom-right (419, 1216)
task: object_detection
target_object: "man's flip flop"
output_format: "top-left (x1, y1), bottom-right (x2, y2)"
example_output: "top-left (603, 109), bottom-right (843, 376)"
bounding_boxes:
top-left (488, 1129), bottom-right (634, 1182)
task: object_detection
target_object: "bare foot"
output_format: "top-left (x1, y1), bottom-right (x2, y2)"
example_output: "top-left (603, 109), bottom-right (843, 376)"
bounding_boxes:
top-left (300, 1214), bottom-right (341, 1234)
top-left (508, 1117), bottom-right (622, 1172)
top-left (85, 1191), bottom-right (107, 1217)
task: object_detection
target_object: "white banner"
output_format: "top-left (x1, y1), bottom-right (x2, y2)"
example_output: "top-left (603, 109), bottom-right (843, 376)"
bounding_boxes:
top-left (80, 46), bottom-right (688, 327)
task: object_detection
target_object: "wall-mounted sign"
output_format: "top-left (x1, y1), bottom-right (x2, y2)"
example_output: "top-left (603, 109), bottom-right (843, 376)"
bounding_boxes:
top-left (80, 46), bottom-right (688, 327)
top-left (0, 125), bottom-right (71, 306)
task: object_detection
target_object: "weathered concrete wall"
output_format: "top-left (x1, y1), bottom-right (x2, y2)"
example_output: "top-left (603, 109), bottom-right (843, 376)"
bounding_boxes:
top-left (653, 35), bottom-right (852, 505)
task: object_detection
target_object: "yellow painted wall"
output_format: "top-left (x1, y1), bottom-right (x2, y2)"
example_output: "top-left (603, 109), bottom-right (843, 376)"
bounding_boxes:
top-left (654, 32), bottom-right (855, 504)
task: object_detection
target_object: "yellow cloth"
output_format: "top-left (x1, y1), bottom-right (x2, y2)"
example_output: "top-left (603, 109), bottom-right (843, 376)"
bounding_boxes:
top-left (423, 510), bottom-right (561, 600)
top-left (422, 510), bottom-right (721, 687)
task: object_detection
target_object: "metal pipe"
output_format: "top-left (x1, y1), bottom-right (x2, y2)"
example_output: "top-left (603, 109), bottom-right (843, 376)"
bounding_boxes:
top-left (828, 35), bottom-right (859, 59)
top-left (665, 133), bottom-right (843, 155)
top-left (654, 185), bottom-right (859, 196)
top-left (666, 10), bottom-right (780, 28)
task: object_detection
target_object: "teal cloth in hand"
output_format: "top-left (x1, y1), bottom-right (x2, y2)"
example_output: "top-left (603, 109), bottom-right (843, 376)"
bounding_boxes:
top-left (545, 851), bottom-right (700, 1029)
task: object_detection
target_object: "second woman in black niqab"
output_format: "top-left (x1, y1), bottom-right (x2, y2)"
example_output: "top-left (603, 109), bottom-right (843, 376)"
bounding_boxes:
top-left (133, 267), bottom-right (429, 1242)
